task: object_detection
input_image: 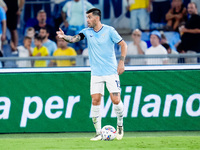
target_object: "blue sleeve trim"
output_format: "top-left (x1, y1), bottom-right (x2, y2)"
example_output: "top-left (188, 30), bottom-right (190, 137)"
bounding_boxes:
top-left (117, 39), bottom-right (123, 44)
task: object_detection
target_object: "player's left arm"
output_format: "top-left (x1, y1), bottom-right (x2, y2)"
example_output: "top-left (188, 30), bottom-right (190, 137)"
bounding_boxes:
top-left (56, 28), bottom-right (82, 43)
top-left (117, 40), bottom-right (127, 75)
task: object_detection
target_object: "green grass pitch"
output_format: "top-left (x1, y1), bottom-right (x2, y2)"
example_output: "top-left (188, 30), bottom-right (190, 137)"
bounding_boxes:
top-left (0, 131), bottom-right (199, 150)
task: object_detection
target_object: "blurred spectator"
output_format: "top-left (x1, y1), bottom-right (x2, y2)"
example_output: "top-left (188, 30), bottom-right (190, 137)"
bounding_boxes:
top-left (177, 42), bottom-right (197, 63)
top-left (16, 36), bottom-right (33, 67)
top-left (53, 0), bottom-right (70, 31)
top-left (178, 2), bottom-right (200, 62)
top-left (165, 0), bottom-right (187, 31)
top-left (0, 0), bottom-right (7, 12)
top-left (39, 27), bottom-right (57, 56)
top-left (61, 0), bottom-right (94, 54)
top-left (160, 31), bottom-right (168, 44)
top-left (82, 48), bottom-right (89, 66)
top-left (0, 5), bottom-right (6, 52)
top-left (150, 0), bottom-right (171, 28)
top-left (191, 0), bottom-right (200, 14)
top-left (0, 5), bottom-right (6, 68)
top-left (32, 34), bottom-right (49, 67)
top-left (162, 43), bottom-right (179, 64)
top-left (5, 0), bottom-right (24, 53)
top-left (160, 30), bottom-right (181, 51)
top-left (145, 30), bottom-right (168, 65)
top-left (25, 27), bottom-right (35, 48)
top-left (127, 29), bottom-right (147, 65)
top-left (127, 0), bottom-right (151, 31)
top-left (23, 0), bottom-right (51, 25)
top-left (33, 10), bottom-right (56, 41)
top-left (49, 37), bottom-right (77, 67)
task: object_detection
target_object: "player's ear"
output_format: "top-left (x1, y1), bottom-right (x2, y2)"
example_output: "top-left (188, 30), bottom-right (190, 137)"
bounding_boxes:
top-left (97, 15), bottom-right (100, 21)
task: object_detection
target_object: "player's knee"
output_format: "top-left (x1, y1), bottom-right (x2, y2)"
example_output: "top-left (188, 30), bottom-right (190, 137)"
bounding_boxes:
top-left (112, 98), bottom-right (120, 105)
top-left (92, 99), bottom-right (100, 105)
top-left (92, 97), bottom-right (101, 105)
top-left (110, 93), bottom-right (120, 104)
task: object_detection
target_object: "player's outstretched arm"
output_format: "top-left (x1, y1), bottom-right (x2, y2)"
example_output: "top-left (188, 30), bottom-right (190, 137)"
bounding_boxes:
top-left (56, 28), bottom-right (81, 43)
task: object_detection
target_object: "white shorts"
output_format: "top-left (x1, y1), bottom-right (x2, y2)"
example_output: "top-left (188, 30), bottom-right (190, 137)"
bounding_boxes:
top-left (90, 74), bottom-right (121, 95)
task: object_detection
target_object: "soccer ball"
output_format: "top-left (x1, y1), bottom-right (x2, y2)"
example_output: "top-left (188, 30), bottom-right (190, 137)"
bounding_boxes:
top-left (101, 125), bottom-right (116, 141)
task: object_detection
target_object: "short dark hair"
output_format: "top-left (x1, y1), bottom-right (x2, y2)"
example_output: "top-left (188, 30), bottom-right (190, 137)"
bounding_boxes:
top-left (40, 27), bottom-right (50, 34)
top-left (86, 8), bottom-right (101, 20)
top-left (37, 9), bottom-right (46, 16)
top-left (34, 33), bottom-right (43, 41)
top-left (177, 42), bottom-right (184, 53)
top-left (162, 43), bottom-right (170, 50)
top-left (24, 36), bottom-right (32, 40)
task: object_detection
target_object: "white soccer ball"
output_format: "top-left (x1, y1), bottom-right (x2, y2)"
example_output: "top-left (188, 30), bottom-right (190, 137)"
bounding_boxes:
top-left (101, 125), bottom-right (116, 141)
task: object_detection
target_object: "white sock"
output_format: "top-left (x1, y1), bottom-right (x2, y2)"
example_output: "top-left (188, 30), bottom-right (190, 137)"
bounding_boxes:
top-left (114, 101), bottom-right (124, 126)
top-left (91, 105), bottom-right (101, 135)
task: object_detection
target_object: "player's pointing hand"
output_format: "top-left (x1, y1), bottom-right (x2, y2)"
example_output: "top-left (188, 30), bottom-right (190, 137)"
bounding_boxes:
top-left (56, 28), bottom-right (65, 39)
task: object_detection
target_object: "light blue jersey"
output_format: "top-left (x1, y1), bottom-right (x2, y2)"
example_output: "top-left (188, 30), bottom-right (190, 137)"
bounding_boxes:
top-left (43, 39), bottom-right (57, 56)
top-left (80, 25), bottom-right (122, 76)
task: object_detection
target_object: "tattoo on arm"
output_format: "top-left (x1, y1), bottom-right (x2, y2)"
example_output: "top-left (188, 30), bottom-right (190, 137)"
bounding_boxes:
top-left (63, 34), bottom-right (81, 43)
top-left (120, 56), bottom-right (125, 61)
top-left (63, 36), bottom-right (72, 43)
top-left (73, 34), bottom-right (81, 42)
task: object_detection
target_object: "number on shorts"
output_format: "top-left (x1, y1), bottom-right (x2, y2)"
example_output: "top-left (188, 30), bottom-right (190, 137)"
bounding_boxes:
top-left (115, 80), bottom-right (120, 88)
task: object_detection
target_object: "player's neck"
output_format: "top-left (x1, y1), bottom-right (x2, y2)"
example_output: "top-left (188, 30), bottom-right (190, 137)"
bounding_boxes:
top-left (93, 23), bottom-right (103, 32)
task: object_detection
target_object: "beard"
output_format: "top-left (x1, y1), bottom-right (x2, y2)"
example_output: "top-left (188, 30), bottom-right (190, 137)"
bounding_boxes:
top-left (87, 22), bottom-right (96, 28)
top-left (87, 23), bottom-right (92, 28)
top-left (40, 19), bottom-right (46, 24)
top-left (40, 35), bottom-right (47, 41)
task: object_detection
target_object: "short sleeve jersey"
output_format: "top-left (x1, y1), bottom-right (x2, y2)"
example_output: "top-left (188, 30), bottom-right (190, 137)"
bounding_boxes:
top-left (52, 47), bottom-right (77, 66)
top-left (80, 24), bottom-right (122, 76)
top-left (43, 40), bottom-right (57, 56)
top-left (32, 46), bottom-right (49, 67)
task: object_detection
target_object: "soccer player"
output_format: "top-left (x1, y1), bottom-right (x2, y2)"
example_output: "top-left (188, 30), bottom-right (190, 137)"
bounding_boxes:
top-left (57, 8), bottom-right (127, 141)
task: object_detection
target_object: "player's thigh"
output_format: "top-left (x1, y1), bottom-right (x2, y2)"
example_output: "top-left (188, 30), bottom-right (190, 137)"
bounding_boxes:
top-left (105, 74), bottom-right (121, 104)
top-left (105, 74), bottom-right (121, 94)
top-left (90, 76), bottom-right (105, 96)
